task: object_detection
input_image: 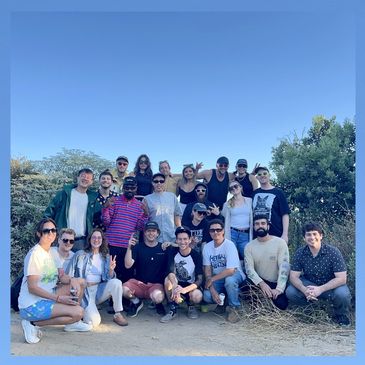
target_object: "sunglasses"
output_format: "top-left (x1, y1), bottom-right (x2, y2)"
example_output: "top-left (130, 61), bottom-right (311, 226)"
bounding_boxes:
top-left (219, 164), bottom-right (228, 168)
top-left (42, 228), bottom-right (57, 234)
top-left (229, 184), bottom-right (240, 191)
top-left (124, 186), bottom-right (137, 191)
top-left (117, 161), bottom-right (128, 166)
top-left (139, 160), bottom-right (148, 164)
top-left (237, 164), bottom-right (247, 168)
top-left (196, 189), bottom-right (206, 193)
top-left (61, 238), bottom-right (75, 244)
top-left (196, 211), bottom-right (207, 216)
top-left (153, 180), bottom-right (165, 184)
top-left (209, 228), bottom-right (223, 233)
top-left (257, 171), bottom-right (269, 177)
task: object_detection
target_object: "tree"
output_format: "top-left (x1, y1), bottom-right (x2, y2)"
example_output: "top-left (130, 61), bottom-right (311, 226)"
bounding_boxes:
top-left (270, 116), bottom-right (355, 221)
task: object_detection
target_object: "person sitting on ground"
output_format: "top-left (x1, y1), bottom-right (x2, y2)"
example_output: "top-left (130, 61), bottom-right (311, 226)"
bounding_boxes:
top-left (123, 221), bottom-right (171, 318)
top-left (244, 215), bottom-right (289, 310)
top-left (202, 219), bottom-right (246, 323)
top-left (160, 226), bottom-right (203, 323)
top-left (18, 218), bottom-right (92, 344)
top-left (222, 181), bottom-right (253, 261)
top-left (66, 228), bottom-right (128, 327)
top-left (182, 182), bottom-right (223, 225)
top-left (285, 222), bottom-right (352, 327)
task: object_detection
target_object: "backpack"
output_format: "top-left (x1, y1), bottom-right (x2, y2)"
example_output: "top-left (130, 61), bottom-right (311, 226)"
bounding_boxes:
top-left (10, 274), bottom-right (24, 312)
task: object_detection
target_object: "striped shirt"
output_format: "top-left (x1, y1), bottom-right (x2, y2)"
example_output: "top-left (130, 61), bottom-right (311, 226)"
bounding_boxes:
top-left (102, 195), bottom-right (148, 248)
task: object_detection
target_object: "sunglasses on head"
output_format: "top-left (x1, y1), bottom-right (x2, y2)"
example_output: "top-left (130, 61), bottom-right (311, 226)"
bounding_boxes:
top-left (117, 161), bottom-right (128, 166)
top-left (257, 171), bottom-right (269, 177)
top-left (229, 184), bottom-right (240, 191)
top-left (237, 164), bottom-right (247, 168)
top-left (42, 228), bottom-right (57, 234)
top-left (219, 163), bottom-right (228, 168)
top-left (153, 179), bottom-right (165, 184)
top-left (61, 238), bottom-right (75, 244)
top-left (196, 189), bottom-right (206, 193)
top-left (209, 228), bottom-right (223, 233)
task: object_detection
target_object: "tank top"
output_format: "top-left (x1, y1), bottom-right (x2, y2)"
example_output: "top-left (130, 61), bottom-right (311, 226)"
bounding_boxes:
top-left (178, 187), bottom-right (196, 204)
top-left (206, 169), bottom-right (229, 210)
top-left (235, 174), bottom-right (254, 198)
top-left (135, 172), bottom-right (153, 196)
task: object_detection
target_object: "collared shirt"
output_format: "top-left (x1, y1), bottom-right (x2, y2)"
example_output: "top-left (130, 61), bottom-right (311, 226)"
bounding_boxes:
top-left (93, 190), bottom-right (119, 231)
top-left (291, 243), bottom-right (347, 286)
top-left (102, 195), bottom-right (148, 248)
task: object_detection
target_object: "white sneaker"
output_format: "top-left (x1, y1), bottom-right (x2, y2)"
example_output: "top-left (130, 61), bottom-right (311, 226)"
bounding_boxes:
top-left (64, 320), bottom-right (93, 332)
top-left (21, 320), bottom-right (40, 344)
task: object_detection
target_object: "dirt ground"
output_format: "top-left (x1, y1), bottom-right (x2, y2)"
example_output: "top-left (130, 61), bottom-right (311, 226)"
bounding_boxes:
top-left (10, 302), bottom-right (356, 357)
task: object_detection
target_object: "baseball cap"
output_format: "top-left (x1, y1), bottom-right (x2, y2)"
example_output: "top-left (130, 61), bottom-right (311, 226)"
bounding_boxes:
top-left (175, 226), bottom-right (192, 237)
top-left (116, 156), bottom-right (129, 163)
top-left (193, 202), bottom-right (208, 212)
top-left (254, 166), bottom-right (270, 174)
top-left (236, 159), bottom-right (248, 166)
top-left (217, 156), bottom-right (229, 165)
top-left (144, 221), bottom-right (160, 232)
top-left (123, 176), bottom-right (137, 186)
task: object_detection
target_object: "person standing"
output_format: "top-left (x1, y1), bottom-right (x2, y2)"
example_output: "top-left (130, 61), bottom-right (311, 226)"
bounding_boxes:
top-left (102, 176), bottom-right (148, 282)
top-left (286, 222), bottom-right (351, 326)
top-left (44, 168), bottom-right (98, 251)
top-left (202, 219), bottom-right (246, 323)
top-left (244, 215), bottom-right (290, 310)
top-left (196, 156), bottom-right (232, 210)
top-left (158, 160), bottom-right (180, 195)
top-left (233, 159), bottom-right (259, 198)
top-left (143, 173), bottom-right (182, 243)
top-left (176, 164), bottom-right (198, 213)
top-left (222, 181), bottom-right (253, 260)
top-left (252, 166), bottom-right (290, 243)
top-left (111, 155), bottom-right (130, 193)
top-left (130, 154), bottom-right (153, 200)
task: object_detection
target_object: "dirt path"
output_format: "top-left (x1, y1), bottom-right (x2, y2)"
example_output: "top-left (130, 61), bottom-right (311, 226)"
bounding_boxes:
top-left (11, 304), bottom-right (355, 357)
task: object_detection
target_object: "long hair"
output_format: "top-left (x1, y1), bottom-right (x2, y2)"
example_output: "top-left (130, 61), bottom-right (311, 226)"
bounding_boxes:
top-left (85, 228), bottom-right (109, 258)
top-left (227, 182), bottom-right (243, 208)
top-left (34, 217), bottom-right (57, 241)
top-left (181, 164), bottom-right (197, 185)
top-left (133, 154), bottom-right (153, 176)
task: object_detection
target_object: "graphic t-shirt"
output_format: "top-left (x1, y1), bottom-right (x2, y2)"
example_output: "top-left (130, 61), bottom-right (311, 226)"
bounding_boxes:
top-left (50, 247), bottom-right (74, 272)
top-left (18, 244), bottom-right (61, 309)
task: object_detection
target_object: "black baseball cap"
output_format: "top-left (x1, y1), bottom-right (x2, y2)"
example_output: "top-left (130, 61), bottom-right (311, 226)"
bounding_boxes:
top-left (236, 159), bottom-right (248, 166)
top-left (144, 221), bottom-right (160, 232)
top-left (123, 176), bottom-right (137, 186)
top-left (217, 156), bottom-right (229, 165)
top-left (175, 226), bottom-right (192, 238)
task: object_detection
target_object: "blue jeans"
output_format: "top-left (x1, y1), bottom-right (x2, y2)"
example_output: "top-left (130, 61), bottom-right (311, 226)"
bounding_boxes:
top-left (230, 229), bottom-right (249, 260)
top-left (203, 270), bottom-right (245, 308)
top-left (285, 277), bottom-right (351, 317)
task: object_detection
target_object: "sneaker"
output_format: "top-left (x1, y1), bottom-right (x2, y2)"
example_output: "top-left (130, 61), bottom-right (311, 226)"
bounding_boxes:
top-left (226, 306), bottom-right (241, 323)
top-left (113, 313), bottom-right (129, 326)
top-left (336, 314), bottom-right (351, 327)
top-left (64, 320), bottom-right (93, 332)
top-left (156, 303), bottom-right (166, 316)
top-left (187, 305), bottom-right (199, 319)
top-left (160, 310), bottom-right (177, 323)
top-left (148, 301), bottom-right (156, 309)
top-left (35, 325), bottom-right (43, 339)
top-left (21, 320), bottom-right (40, 344)
top-left (128, 300), bottom-right (144, 318)
top-left (214, 305), bottom-right (226, 315)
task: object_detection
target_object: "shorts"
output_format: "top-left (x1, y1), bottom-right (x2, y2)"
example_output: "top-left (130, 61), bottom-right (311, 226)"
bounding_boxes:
top-left (19, 299), bottom-right (55, 321)
top-left (124, 279), bottom-right (164, 299)
top-left (178, 281), bottom-right (203, 303)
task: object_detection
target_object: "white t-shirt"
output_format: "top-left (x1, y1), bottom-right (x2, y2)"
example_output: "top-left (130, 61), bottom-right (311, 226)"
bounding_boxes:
top-left (68, 188), bottom-right (88, 237)
top-left (202, 239), bottom-right (245, 279)
top-left (50, 247), bottom-right (75, 272)
top-left (18, 244), bottom-right (61, 309)
top-left (86, 253), bottom-right (102, 283)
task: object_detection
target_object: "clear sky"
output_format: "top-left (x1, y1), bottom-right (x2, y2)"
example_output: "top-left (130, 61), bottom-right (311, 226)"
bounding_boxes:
top-left (11, 11), bottom-right (355, 173)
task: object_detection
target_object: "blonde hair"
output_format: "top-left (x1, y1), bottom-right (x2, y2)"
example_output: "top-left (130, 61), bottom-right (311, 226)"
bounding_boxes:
top-left (228, 182), bottom-right (243, 208)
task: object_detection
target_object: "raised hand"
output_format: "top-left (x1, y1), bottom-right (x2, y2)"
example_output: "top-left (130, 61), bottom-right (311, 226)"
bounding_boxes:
top-left (104, 196), bottom-right (116, 208)
top-left (109, 255), bottom-right (117, 271)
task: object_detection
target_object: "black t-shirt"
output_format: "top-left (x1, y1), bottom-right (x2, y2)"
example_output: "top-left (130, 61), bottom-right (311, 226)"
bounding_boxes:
top-left (183, 219), bottom-right (211, 254)
top-left (252, 187), bottom-right (290, 237)
top-left (135, 172), bottom-right (153, 196)
top-left (167, 247), bottom-right (203, 284)
top-left (131, 241), bottom-right (170, 284)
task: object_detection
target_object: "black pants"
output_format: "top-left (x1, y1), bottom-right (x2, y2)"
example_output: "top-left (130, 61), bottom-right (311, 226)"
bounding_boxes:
top-left (108, 246), bottom-right (135, 283)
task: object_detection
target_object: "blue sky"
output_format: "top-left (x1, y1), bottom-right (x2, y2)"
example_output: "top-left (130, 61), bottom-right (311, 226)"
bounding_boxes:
top-left (10, 11), bottom-right (355, 173)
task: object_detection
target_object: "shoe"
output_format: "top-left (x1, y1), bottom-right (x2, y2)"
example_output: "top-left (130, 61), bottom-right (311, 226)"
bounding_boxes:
top-left (113, 313), bottom-right (128, 326)
top-left (336, 314), bottom-right (350, 327)
top-left (128, 300), bottom-right (144, 318)
top-left (21, 320), bottom-right (40, 344)
top-left (35, 325), bottom-right (43, 339)
top-left (226, 306), bottom-right (241, 323)
top-left (160, 310), bottom-right (177, 323)
top-left (148, 301), bottom-right (156, 309)
top-left (64, 320), bottom-right (93, 332)
top-left (214, 305), bottom-right (226, 315)
top-left (156, 303), bottom-right (166, 315)
top-left (107, 307), bottom-right (115, 314)
top-left (187, 305), bottom-right (199, 319)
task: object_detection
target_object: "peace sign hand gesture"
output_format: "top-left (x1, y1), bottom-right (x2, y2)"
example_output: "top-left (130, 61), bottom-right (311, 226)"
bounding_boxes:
top-left (109, 255), bottom-right (117, 271)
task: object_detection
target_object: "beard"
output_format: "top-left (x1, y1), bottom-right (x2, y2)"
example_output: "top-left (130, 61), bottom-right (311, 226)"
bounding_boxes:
top-left (256, 228), bottom-right (269, 237)
top-left (124, 191), bottom-right (135, 200)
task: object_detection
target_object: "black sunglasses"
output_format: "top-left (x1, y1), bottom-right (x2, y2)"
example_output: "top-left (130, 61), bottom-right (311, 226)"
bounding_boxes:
top-left (153, 180), bottom-right (165, 184)
top-left (42, 228), bottom-right (57, 234)
top-left (61, 238), bottom-right (75, 244)
top-left (209, 228), bottom-right (223, 233)
top-left (196, 211), bottom-right (207, 216)
top-left (124, 186), bottom-right (137, 191)
top-left (237, 164), bottom-right (247, 168)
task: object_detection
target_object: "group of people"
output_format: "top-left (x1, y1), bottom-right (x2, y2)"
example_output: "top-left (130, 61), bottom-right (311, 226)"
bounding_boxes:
top-left (16, 155), bottom-right (352, 344)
